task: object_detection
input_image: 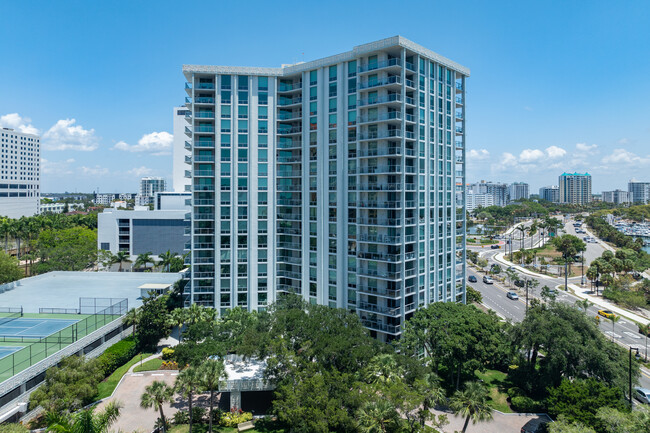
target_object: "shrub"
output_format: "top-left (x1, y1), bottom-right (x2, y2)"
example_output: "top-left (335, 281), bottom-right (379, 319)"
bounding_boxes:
top-left (162, 347), bottom-right (175, 360)
top-left (173, 410), bottom-right (189, 425)
top-left (191, 406), bottom-right (207, 423)
top-left (220, 409), bottom-right (253, 427)
top-left (161, 360), bottom-right (179, 370)
top-left (511, 396), bottom-right (543, 413)
top-left (96, 336), bottom-right (137, 377)
top-left (507, 387), bottom-right (524, 399)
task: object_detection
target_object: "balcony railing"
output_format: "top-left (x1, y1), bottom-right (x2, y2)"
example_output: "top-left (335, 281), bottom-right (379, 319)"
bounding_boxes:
top-left (358, 58), bottom-right (402, 73)
top-left (358, 93), bottom-right (402, 107)
top-left (197, 82), bottom-right (215, 90)
top-left (358, 75), bottom-right (401, 90)
top-left (361, 319), bottom-right (401, 334)
top-left (358, 302), bottom-right (401, 316)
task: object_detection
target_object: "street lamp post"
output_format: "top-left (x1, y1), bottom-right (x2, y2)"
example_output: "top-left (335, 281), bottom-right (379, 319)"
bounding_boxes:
top-left (630, 347), bottom-right (639, 406)
top-left (581, 250), bottom-right (585, 287)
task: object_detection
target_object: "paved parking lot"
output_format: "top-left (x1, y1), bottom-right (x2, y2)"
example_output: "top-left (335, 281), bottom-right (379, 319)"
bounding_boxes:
top-left (431, 408), bottom-right (551, 433)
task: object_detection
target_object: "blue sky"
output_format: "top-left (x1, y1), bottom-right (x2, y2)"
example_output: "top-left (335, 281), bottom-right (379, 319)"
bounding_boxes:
top-left (1, 0), bottom-right (649, 193)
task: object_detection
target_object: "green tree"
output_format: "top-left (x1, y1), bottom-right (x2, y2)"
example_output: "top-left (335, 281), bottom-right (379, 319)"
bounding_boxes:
top-left (575, 299), bottom-right (593, 314)
top-left (0, 424), bottom-right (29, 433)
top-left (450, 381), bottom-right (493, 433)
top-left (401, 303), bottom-right (508, 389)
top-left (174, 366), bottom-right (202, 433)
top-left (134, 252), bottom-right (155, 271)
top-left (356, 399), bottom-right (400, 433)
top-left (552, 234), bottom-right (587, 290)
top-left (362, 354), bottom-right (403, 386)
top-left (157, 250), bottom-right (177, 272)
top-left (137, 295), bottom-right (171, 350)
top-left (36, 226), bottom-right (97, 272)
top-left (30, 356), bottom-right (103, 413)
top-left (140, 381), bottom-right (174, 433)
top-left (540, 285), bottom-right (557, 302)
top-left (547, 416), bottom-right (595, 433)
top-left (639, 323), bottom-right (650, 362)
top-left (466, 286), bottom-right (483, 304)
top-left (546, 378), bottom-right (628, 432)
top-left (45, 401), bottom-right (121, 433)
top-left (122, 307), bottom-right (141, 335)
top-left (112, 251), bottom-right (131, 272)
top-left (606, 314), bottom-right (621, 341)
top-left (198, 359), bottom-right (228, 433)
top-left (0, 251), bottom-right (22, 284)
top-left (596, 405), bottom-right (650, 433)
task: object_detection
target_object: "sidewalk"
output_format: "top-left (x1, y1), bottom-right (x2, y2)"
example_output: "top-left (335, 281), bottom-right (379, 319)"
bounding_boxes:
top-left (568, 283), bottom-right (649, 325)
top-left (492, 252), bottom-right (564, 281)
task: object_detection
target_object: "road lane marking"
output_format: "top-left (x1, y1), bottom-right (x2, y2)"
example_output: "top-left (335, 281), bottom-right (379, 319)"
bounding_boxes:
top-left (625, 332), bottom-right (642, 340)
top-left (131, 373), bottom-right (143, 376)
top-left (605, 331), bottom-right (622, 339)
top-left (152, 373), bottom-right (164, 376)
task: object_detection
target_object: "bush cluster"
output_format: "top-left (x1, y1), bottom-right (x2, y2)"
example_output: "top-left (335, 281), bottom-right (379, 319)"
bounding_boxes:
top-left (220, 409), bottom-right (253, 427)
top-left (510, 396), bottom-right (544, 413)
top-left (162, 347), bottom-right (175, 360)
top-left (95, 336), bottom-right (137, 377)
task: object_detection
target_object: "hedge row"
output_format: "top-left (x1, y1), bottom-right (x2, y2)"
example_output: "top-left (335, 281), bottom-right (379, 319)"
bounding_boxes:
top-left (96, 336), bottom-right (138, 377)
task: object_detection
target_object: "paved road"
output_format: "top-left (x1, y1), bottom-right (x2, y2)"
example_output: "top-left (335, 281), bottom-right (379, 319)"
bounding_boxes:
top-left (467, 266), bottom-right (650, 389)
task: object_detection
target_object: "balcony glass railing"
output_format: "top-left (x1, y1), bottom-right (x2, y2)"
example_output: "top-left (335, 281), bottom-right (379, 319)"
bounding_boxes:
top-left (358, 58), bottom-right (401, 73)
top-left (197, 82), bottom-right (215, 90)
top-left (358, 75), bottom-right (401, 90)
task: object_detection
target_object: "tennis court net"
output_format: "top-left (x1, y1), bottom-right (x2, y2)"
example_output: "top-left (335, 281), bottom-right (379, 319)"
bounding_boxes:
top-left (0, 307), bottom-right (23, 326)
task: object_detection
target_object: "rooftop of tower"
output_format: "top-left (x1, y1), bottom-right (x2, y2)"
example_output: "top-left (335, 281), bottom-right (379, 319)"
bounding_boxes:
top-left (183, 35), bottom-right (470, 79)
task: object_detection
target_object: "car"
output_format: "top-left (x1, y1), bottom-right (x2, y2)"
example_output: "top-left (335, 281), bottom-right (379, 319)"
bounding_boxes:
top-left (490, 244), bottom-right (500, 249)
top-left (506, 291), bottom-right (519, 300)
top-left (635, 387), bottom-right (650, 404)
top-left (507, 266), bottom-right (516, 272)
top-left (468, 275), bottom-right (477, 283)
top-left (514, 279), bottom-right (525, 288)
top-left (483, 276), bottom-right (494, 284)
top-left (598, 309), bottom-right (616, 319)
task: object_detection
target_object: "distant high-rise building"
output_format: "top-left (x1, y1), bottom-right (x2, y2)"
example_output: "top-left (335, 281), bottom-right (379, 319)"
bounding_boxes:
top-left (183, 36), bottom-right (469, 341)
top-left (0, 128), bottom-right (40, 218)
top-left (467, 180), bottom-right (509, 206)
top-left (138, 177), bottom-right (166, 206)
top-left (559, 172), bottom-right (592, 205)
top-left (173, 106), bottom-right (191, 193)
top-left (602, 189), bottom-right (632, 205)
top-left (508, 182), bottom-right (529, 201)
top-left (539, 185), bottom-right (559, 203)
top-left (628, 179), bottom-right (650, 204)
top-left (466, 192), bottom-right (494, 212)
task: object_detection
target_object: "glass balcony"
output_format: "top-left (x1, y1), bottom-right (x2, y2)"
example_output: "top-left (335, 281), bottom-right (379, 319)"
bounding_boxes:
top-left (195, 125), bottom-right (215, 133)
top-left (278, 97), bottom-right (302, 107)
top-left (358, 165), bottom-right (402, 175)
top-left (194, 155), bottom-right (215, 162)
top-left (197, 82), bottom-right (215, 90)
top-left (358, 58), bottom-right (402, 73)
top-left (358, 75), bottom-right (401, 90)
top-left (278, 81), bottom-right (303, 92)
top-left (357, 93), bottom-right (402, 107)
top-left (361, 319), bottom-right (401, 334)
top-left (194, 140), bottom-right (215, 148)
top-left (195, 111), bottom-right (215, 119)
top-left (358, 302), bottom-right (401, 316)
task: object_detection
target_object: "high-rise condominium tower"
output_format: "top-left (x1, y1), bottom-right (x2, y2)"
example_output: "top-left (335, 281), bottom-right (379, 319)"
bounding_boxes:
top-left (559, 172), bottom-right (592, 205)
top-left (0, 128), bottom-right (40, 218)
top-left (183, 36), bottom-right (469, 341)
top-left (628, 179), bottom-right (650, 204)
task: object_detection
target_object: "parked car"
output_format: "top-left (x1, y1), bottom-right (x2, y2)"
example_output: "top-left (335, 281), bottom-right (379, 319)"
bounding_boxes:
top-left (507, 291), bottom-right (519, 300)
top-left (490, 244), bottom-right (501, 249)
top-left (483, 276), bottom-right (494, 284)
top-left (598, 309), bottom-right (616, 319)
top-left (635, 387), bottom-right (650, 404)
top-left (468, 275), bottom-right (477, 283)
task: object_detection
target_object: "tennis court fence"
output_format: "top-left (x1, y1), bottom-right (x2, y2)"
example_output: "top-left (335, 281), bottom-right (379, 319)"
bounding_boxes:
top-left (0, 307), bottom-right (23, 326)
top-left (0, 298), bottom-right (128, 382)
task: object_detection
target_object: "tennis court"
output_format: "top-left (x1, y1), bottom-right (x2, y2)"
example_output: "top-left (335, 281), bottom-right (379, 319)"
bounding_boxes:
top-left (0, 318), bottom-right (79, 339)
top-left (0, 346), bottom-right (23, 360)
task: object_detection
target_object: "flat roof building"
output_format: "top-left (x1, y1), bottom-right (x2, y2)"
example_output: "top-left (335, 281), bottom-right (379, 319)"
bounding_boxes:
top-left (559, 172), bottom-right (592, 205)
top-left (628, 179), bottom-right (650, 204)
top-left (183, 36), bottom-right (469, 341)
top-left (602, 189), bottom-right (632, 205)
top-left (0, 128), bottom-right (40, 218)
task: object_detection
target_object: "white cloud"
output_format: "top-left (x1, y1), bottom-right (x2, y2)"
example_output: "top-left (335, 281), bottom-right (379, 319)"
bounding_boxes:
top-left (545, 145), bottom-right (567, 159)
top-left (467, 149), bottom-right (490, 160)
top-left (126, 166), bottom-right (154, 177)
top-left (41, 158), bottom-right (75, 176)
top-left (576, 143), bottom-right (598, 155)
top-left (519, 149), bottom-right (545, 163)
top-left (601, 149), bottom-right (650, 165)
top-left (43, 119), bottom-right (99, 151)
top-left (114, 131), bottom-right (173, 155)
top-left (0, 113), bottom-right (39, 135)
top-left (80, 165), bottom-right (110, 177)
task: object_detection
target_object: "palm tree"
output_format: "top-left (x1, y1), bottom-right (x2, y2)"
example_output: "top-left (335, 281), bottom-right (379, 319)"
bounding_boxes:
top-left (450, 381), bottom-right (493, 433)
top-left (45, 401), bottom-right (121, 433)
top-left (575, 299), bottom-right (593, 314)
top-left (416, 373), bottom-right (446, 427)
top-left (112, 251), bottom-right (131, 272)
top-left (140, 381), bottom-right (174, 433)
top-left (158, 250), bottom-right (178, 273)
top-left (175, 366), bottom-right (202, 433)
top-left (169, 307), bottom-right (189, 342)
top-left (515, 225), bottom-right (528, 264)
top-left (639, 323), bottom-right (650, 362)
top-left (606, 315), bottom-right (621, 341)
top-left (199, 359), bottom-right (228, 433)
top-left (363, 354), bottom-right (403, 385)
top-left (123, 308), bottom-right (141, 335)
top-left (134, 252), bottom-right (155, 272)
top-left (356, 399), bottom-right (399, 433)
top-left (0, 217), bottom-right (10, 253)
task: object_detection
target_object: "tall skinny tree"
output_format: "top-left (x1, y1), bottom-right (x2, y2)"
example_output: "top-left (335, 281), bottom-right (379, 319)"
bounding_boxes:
top-left (199, 359), bottom-right (228, 433)
top-left (606, 315), bottom-right (621, 341)
top-left (140, 381), bottom-right (174, 433)
top-left (450, 381), bottom-right (493, 433)
top-left (175, 366), bottom-right (202, 433)
top-left (45, 401), bottom-right (121, 433)
top-left (639, 323), bottom-right (650, 362)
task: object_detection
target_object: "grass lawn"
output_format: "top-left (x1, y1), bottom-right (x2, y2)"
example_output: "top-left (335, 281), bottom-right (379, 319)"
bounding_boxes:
top-left (95, 352), bottom-right (153, 400)
top-left (133, 357), bottom-right (163, 372)
top-left (475, 369), bottom-right (512, 413)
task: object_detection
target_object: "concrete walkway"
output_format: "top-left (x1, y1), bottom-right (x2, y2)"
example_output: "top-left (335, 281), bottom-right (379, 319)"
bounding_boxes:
top-left (430, 407), bottom-right (551, 433)
top-left (569, 283), bottom-right (650, 324)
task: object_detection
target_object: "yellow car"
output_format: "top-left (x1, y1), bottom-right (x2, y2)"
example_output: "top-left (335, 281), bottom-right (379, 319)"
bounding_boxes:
top-left (598, 309), bottom-right (616, 319)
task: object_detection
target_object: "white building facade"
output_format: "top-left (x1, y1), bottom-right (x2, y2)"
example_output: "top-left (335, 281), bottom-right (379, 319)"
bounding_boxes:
top-left (0, 128), bottom-right (40, 218)
top-left (508, 182), bottom-right (529, 201)
top-left (467, 181), bottom-right (509, 206)
top-left (602, 189), bottom-right (632, 205)
top-left (138, 177), bottom-right (167, 206)
top-left (183, 36), bottom-right (468, 341)
top-left (173, 106), bottom-right (192, 193)
top-left (539, 185), bottom-right (559, 203)
top-left (466, 192), bottom-right (495, 213)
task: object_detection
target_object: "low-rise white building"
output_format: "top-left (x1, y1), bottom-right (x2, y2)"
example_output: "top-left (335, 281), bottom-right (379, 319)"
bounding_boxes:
top-left (40, 202), bottom-right (85, 214)
top-left (466, 192), bottom-right (495, 213)
top-left (602, 189), bottom-right (632, 205)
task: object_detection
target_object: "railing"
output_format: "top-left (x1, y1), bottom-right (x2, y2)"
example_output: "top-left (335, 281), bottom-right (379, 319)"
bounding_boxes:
top-left (358, 165), bottom-right (402, 174)
top-left (278, 97), bottom-right (302, 106)
top-left (358, 75), bottom-right (401, 90)
top-left (358, 147), bottom-right (402, 157)
top-left (278, 82), bottom-right (303, 92)
top-left (358, 112), bottom-right (402, 123)
top-left (358, 58), bottom-right (402, 73)
top-left (361, 319), bottom-right (401, 334)
top-left (358, 93), bottom-right (402, 107)
top-left (197, 82), bottom-right (215, 89)
top-left (358, 302), bottom-right (401, 316)
top-left (195, 97), bottom-right (215, 104)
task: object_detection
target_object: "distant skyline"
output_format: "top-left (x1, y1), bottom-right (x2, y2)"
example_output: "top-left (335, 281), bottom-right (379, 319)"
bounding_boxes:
top-left (0, 0), bottom-right (649, 193)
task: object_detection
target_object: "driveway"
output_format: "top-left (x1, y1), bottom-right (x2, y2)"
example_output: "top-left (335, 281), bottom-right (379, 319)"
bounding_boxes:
top-left (431, 408), bottom-right (551, 433)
